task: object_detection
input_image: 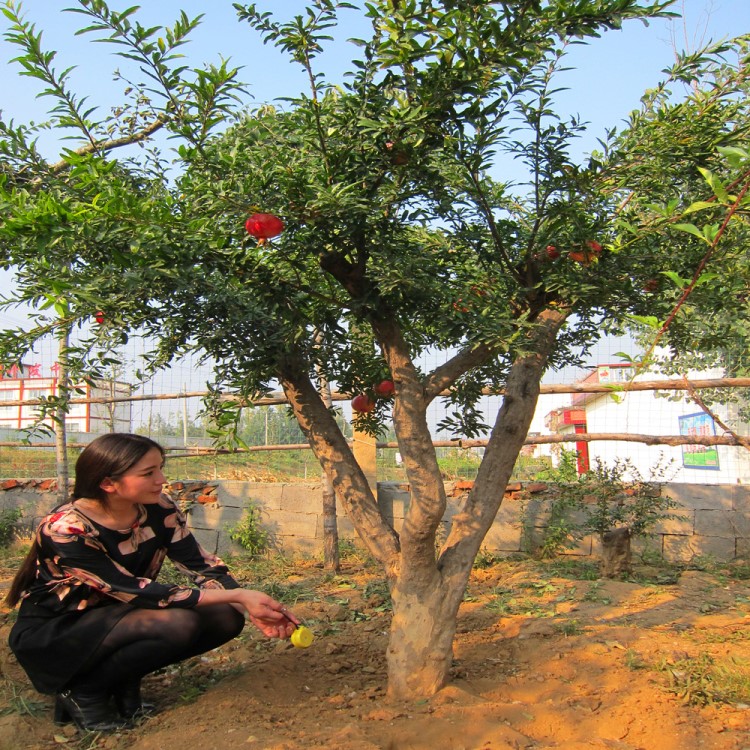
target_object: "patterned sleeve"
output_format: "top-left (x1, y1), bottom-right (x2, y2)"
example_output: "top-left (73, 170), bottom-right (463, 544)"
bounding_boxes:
top-left (39, 507), bottom-right (201, 610)
top-left (155, 497), bottom-right (241, 591)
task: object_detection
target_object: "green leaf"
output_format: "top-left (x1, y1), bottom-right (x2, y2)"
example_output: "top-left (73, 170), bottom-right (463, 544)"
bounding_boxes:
top-left (702, 223), bottom-right (720, 244)
top-left (681, 200), bottom-right (714, 215)
top-left (626, 314), bottom-right (660, 329)
top-left (693, 272), bottom-right (719, 287)
top-left (717, 145), bottom-right (750, 169)
top-left (614, 351), bottom-right (634, 363)
top-left (53, 300), bottom-right (69, 318)
top-left (672, 223), bottom-right (708, 242)
top-left (661, 271), bottom-right (688, 289)
top-left (697, 167), bottom-right (729, 203)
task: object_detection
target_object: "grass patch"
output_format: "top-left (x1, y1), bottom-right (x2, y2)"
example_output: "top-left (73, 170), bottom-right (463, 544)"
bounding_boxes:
top-left (0, 679), bottom-right (47, 718)
top-left (624, 649), bottom-right (649, 670)
top-left (485, 586), bottom-right (556, 618)
top-left (659, 653), bottom-right (750, 706)
top-left (556, 619), bottom-right (584, 636)
top-left (534, 558), bottom-right (601, 581)
top-left (628, 567), bottom-right (682, 586)
top-left (582, 582), bottom-right (613, 605)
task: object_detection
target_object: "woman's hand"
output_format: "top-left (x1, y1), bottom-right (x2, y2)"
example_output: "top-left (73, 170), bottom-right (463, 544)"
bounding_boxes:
top-left (238, 590), bottom-right (299, 639)
top-left (197, 586), bottom-right (300, 639)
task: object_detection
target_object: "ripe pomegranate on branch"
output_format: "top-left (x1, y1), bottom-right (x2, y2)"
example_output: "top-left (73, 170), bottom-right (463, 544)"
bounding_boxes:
top-left (569, 240), bottom-right (602, 264)
top-left (351, 394), bottom-right (376, 413)
top-left (245, 213), bottom-right (284, 244)
top-left (374, 379), bottom-right (395, 398)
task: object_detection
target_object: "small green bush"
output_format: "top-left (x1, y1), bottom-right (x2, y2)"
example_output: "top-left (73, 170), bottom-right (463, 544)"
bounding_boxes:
top-left (227, 506), bottom-right (269, 556)
top-left (524, 455), bottom-right (678, 558)
top-left (534, 447), bottom-right (579, 483)
top-left (571, 456), bottom-right (678, 538)
top-left (0, 508), bottom-right (22, 547)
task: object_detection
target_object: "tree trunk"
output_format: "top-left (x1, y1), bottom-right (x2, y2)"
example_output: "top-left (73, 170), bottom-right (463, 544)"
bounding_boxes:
top-left (600, 527), bottom-right (632, 578)
top-left (316, 364), bottom-right (340, 572)
top-left (386, 309), bottom-right (568, 698)
top-left (386, 574), bottom-right (463, 697)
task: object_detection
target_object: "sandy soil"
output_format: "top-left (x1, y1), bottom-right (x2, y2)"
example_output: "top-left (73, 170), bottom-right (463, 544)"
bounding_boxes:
top-left (1, 556), bottom-right (750, 750)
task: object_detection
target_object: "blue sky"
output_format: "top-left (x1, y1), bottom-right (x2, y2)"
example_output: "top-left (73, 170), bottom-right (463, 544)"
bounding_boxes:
top-left (2, 0), bottom-right (749, 163)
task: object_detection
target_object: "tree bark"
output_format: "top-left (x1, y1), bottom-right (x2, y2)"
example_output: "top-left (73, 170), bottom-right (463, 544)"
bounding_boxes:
top-left (386, 572), bottom-right (464, 697)
top-left (600, 527), bottom-right (632, 578)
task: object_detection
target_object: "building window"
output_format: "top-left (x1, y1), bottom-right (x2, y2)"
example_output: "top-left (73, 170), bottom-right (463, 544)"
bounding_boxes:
top-left (0, 390), bottom-right (19, 419)
top-left (598, 366), bottom-right (633, 383)
top-left (23, 388), bottom-right (52, 402)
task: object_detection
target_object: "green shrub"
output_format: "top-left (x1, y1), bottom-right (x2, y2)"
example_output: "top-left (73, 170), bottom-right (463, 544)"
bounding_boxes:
top-left (227, 505), bottom-right (269, 556)
top-left (534, 447), bottom-right (579, 483)
top-left (571, 456), bottom-right (678, 538)
top-left (0, 508), bottom-right (22, 547)
top-left (524, 455), bottom-right (678, 558)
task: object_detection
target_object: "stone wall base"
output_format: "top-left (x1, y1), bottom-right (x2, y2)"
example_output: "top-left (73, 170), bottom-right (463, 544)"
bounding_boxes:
top-left (1, 479), bottom-right (746, 564)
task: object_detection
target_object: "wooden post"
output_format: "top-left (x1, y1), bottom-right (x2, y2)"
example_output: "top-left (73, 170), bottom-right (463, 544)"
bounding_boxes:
top-left (352, 426), bottom-right (377, 493)
top-left (55, 327), bottom-right (70, 504)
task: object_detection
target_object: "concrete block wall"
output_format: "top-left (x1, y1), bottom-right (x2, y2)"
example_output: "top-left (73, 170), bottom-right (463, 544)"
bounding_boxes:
top-left (2, 478), bottom-right (749, 564)
top-left (0, 479), bottom-right (61, 524)
top-left (185, 481), bottom-right (333, 556)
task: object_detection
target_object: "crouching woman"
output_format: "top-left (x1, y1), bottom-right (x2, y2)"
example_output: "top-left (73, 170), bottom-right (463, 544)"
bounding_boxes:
top-left (5, 433), bottom-right (298, 732)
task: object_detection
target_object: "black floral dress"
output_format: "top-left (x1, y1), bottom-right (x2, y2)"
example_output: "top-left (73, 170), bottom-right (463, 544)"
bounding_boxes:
top-left (9, 495), bottom-right (239, 694)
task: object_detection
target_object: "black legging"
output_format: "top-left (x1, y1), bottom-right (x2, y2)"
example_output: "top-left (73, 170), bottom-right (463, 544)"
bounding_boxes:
top-left (69, 604), bottom-right (245, 695)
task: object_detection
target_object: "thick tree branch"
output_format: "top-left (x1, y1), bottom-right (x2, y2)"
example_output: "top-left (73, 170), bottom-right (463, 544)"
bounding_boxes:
top-left (439, 308), bottom-right (568, 579)
top-left (45, 117), bottom-right (167, 176)
top-left (368, 315), bottom-right (450, 580)
top-left (277, 353), bottom-right (400, 574)
top-left (423, 341), bottom-right (498, 403)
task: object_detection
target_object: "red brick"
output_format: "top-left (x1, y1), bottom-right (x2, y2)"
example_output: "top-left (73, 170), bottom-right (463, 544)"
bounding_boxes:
top-left (1, 479), bottom-right (19, 490)
top-left (524, 482), bottom-right (549, 494)
top-left (197, 494), bottom-right (217, 504)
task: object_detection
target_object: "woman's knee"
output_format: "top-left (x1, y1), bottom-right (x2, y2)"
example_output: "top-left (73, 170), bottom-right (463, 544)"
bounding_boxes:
top-left (198, 603), bottom-right (246, 642)
top-left (212, 603), bottom-right (245, 635)
top-left (122, 607), bottom-right (202, 646)
top-left (226, 606), bottom-right (246, 638)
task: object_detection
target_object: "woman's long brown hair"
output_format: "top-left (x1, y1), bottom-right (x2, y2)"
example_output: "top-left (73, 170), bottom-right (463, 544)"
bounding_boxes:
top-left (4, 433), bottom-right (164, 608)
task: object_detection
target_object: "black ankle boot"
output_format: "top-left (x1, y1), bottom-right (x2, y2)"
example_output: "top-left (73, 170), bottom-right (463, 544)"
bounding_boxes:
top-left (54, 689), bottom-right (127, 732)
top-left (113, 680), bottom-right (156, 720)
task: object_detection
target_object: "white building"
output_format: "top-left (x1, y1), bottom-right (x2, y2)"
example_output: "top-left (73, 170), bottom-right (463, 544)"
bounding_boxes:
top-left (0, 362), bottom-right (132, 434)
top-left (545, 363), bottom-right (750, 484)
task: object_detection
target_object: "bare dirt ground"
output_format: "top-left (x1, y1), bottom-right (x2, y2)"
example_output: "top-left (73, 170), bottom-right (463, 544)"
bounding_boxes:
top-left (1, 554), bottom-right (750, 750)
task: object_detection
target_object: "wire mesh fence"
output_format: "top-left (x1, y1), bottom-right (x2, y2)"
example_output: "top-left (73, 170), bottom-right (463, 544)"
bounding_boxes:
top-left (0, 383), bottom-right (747, 485)
top-left (0, 330), bottom-right (748, 484)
